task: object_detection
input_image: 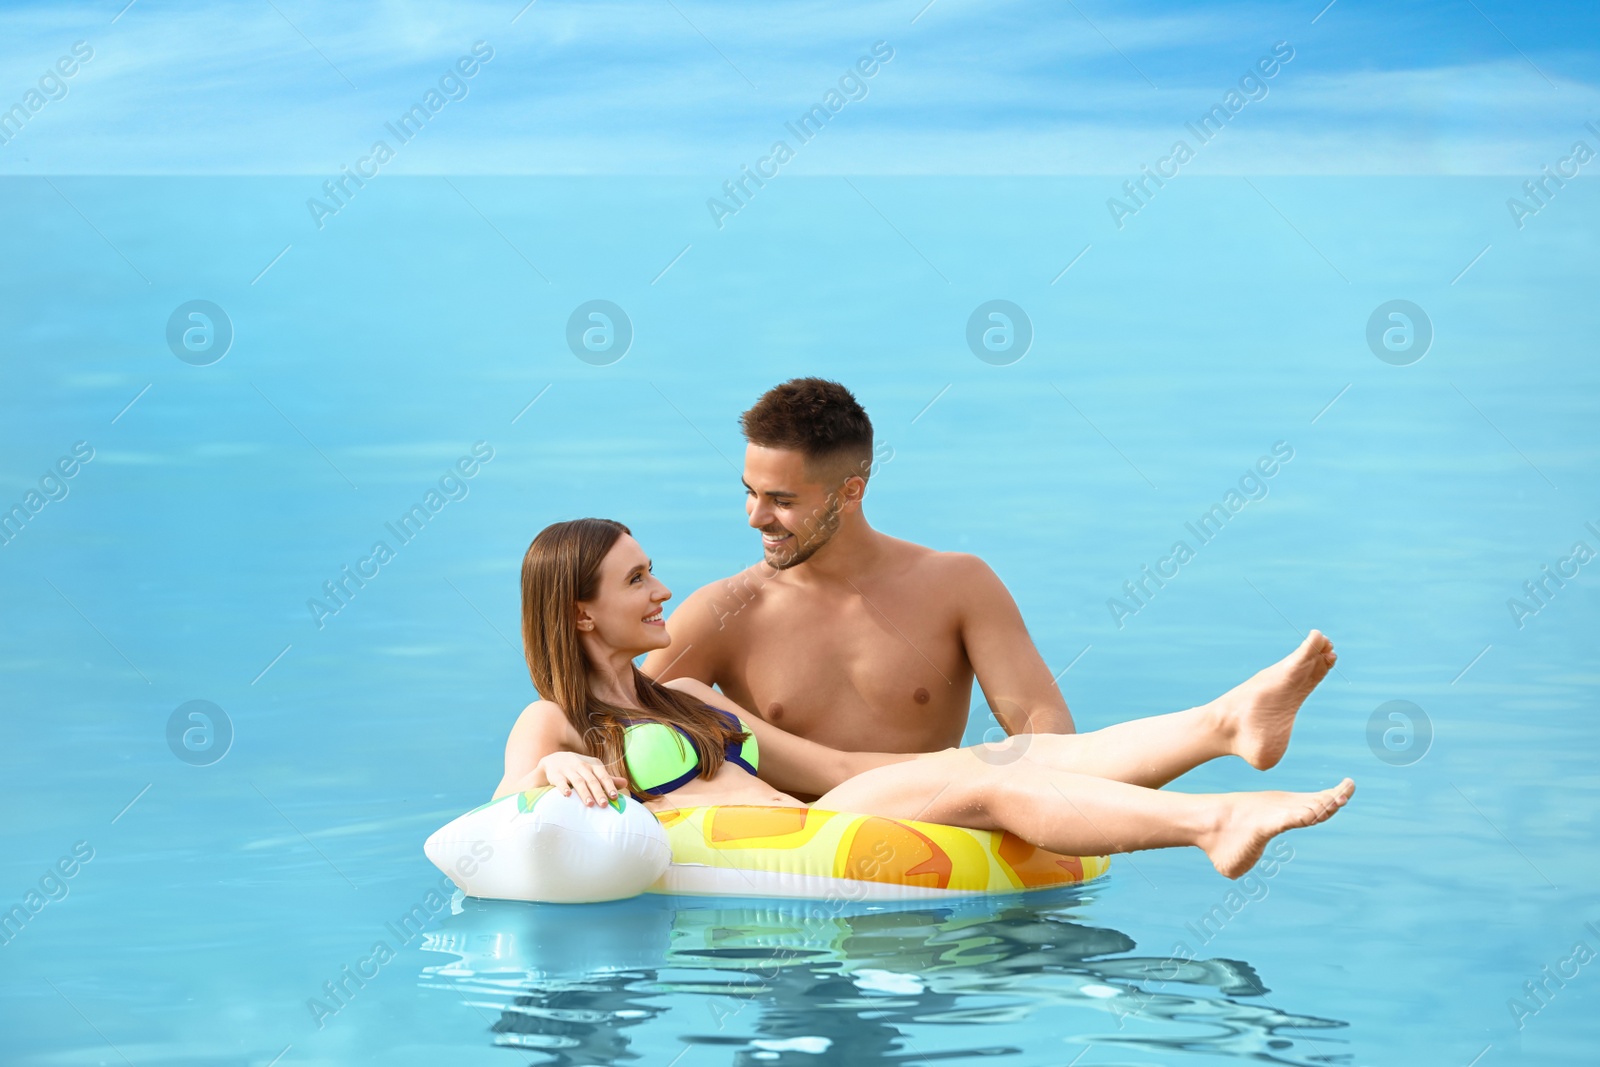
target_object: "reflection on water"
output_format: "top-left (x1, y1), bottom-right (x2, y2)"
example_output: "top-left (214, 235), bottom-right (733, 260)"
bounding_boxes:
top-left (418, 891), bottom-right (1348, 1066)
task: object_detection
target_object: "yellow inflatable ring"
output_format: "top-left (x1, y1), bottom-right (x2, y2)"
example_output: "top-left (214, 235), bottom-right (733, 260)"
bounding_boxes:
top-left (654, 804), bottom-right (1109, 900)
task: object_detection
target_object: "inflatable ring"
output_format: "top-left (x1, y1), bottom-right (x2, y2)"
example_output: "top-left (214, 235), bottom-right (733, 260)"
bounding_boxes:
top-left (653, 802), bottom-right (1109, 900)
top-left (427, 787), bottom-right (1108, 903)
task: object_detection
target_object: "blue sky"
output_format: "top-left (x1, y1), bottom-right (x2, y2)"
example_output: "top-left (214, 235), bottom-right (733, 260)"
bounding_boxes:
top-left (0, 0), bottom-right (1596, 174)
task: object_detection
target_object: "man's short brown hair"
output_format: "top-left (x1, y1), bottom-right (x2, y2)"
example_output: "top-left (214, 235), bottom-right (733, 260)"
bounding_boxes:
top-left (739, 378), bottom-right (874, 485)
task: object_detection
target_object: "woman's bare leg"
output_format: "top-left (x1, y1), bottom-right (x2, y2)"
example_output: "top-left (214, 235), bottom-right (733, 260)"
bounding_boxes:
top-left (977, 631), bottom-right (1338, 788)
top-left (816, 748), bottom-right (1355, 878)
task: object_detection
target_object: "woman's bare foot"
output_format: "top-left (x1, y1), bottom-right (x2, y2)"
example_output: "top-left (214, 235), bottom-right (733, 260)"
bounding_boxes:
top-left (1203, 779), bottom-right (1355, 878)
top-left (1220, 630), bottom-right (1338, 770)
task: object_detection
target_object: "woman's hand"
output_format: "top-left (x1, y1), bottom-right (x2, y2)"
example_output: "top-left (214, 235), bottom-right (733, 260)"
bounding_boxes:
top-left (539, 751), bottom-right (630, 806)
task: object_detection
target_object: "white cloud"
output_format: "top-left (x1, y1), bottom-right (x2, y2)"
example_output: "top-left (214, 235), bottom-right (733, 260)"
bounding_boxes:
top-left (0, 0), bottom-right (1593, 174)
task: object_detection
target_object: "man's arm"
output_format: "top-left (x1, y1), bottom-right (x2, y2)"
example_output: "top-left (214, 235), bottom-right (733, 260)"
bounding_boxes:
top-left (639, 578), bottom-right (739, 684)
top-left (950, 554), bottom-right (1077, 735)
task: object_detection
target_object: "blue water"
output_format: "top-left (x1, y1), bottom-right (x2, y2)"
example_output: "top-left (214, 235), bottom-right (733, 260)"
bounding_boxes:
top-left (2, 175), bottom-right (1598, 1066)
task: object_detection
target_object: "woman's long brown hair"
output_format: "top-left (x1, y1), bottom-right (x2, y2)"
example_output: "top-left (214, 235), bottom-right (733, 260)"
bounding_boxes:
top-left (520, 517), bottom-right (748, 799)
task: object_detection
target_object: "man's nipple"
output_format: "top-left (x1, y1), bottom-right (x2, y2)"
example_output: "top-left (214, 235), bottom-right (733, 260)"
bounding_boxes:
top-left (913, 688), bottom-right (930, 705)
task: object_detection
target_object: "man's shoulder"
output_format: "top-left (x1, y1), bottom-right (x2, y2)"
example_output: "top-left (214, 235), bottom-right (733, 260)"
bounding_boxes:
top-left (682, 561), bottom-right (780, 611)
top-left (655, 564), bottom-right (776, 655)
top-left (878, 535), bottom-right (995, 583)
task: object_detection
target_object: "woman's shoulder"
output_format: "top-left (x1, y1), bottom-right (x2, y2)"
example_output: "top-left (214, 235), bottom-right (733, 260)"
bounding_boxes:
top-left (497, 699), bottom-right (595, 787)
top-left (508, 699), bottom-right (582, 744)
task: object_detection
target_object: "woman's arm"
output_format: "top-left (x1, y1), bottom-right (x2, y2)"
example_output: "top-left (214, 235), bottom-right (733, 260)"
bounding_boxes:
top-left (661, 678), bottom-right (922, 795)
top-left (491, 700), bottom-right (625, 803)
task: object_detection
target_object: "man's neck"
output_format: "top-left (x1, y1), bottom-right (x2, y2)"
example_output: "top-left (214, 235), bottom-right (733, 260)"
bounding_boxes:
top-left (782, 512), bottom-right (886, 588)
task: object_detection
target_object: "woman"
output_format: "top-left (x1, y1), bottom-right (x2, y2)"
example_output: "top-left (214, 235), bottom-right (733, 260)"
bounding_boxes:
top-left (495, 518), bottom-right (1354, 879)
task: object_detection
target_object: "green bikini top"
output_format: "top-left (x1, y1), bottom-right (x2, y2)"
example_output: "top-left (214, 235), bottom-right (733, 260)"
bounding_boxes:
top-left (621, 706), bottom-right (759, 795)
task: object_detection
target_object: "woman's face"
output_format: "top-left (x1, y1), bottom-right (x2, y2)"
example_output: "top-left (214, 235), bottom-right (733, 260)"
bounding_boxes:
top-left (577, 534), bottom-right (671, 656)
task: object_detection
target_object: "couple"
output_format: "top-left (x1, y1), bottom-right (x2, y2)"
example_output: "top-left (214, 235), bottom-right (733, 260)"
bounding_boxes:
top-left (494, 379), bottom-right (1353, 878)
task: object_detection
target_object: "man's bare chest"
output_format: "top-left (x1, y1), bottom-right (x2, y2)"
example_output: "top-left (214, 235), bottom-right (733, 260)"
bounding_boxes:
top-left (727, 592), bottom-right (972, 747)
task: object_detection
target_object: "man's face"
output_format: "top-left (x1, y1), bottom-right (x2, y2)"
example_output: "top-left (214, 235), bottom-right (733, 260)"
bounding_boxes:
top-left (743, 445), bottom-right (852, 570)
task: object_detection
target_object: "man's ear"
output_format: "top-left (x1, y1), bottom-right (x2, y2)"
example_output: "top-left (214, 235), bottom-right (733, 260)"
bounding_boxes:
top-left (838, 474), bottom-right (867, 509)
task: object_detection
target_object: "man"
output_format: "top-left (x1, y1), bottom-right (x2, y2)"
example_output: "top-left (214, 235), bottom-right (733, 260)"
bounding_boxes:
top-left (640, 377), bottom-right (1075, 755)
